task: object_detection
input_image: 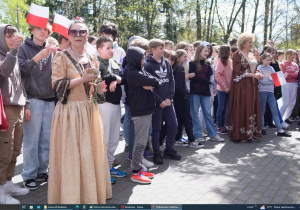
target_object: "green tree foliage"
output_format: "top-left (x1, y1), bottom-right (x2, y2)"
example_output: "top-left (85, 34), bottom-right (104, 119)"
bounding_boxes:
top-left (1, 0), bottom-right (299, 50)
top-left (0, 0), bottom-right (29, 36)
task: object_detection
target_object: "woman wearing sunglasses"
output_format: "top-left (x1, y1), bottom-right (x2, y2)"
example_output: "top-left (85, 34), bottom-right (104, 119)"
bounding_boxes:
top-left (48, 19), bottom-right (112, 204)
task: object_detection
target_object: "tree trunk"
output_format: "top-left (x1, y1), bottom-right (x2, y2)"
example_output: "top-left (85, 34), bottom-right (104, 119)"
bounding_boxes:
top-left (241, 0), bottom-right (246, 33)
top-left (210, 4), bottom-right (216, 42)
top-left (252, 0), bottom-right (259, 33)
top-left (203, 0), bottom-right (208, 39)
top-left (264, 0), bottom-right (270, 44)
top-left (269, 0), bottom-right (273, 39)
top-left (165, 0), bottom-right (172, 40)
top-left (206, 0), bottom-right (214, 41)
top-left (115, 0), bottom-right (121, 26)
top-left (196, 0), bottom-right (201, 40)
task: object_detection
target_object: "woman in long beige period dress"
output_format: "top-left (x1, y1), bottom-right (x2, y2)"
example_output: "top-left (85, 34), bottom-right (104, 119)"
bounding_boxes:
top-left (48, 19), bottom-right (112, 204)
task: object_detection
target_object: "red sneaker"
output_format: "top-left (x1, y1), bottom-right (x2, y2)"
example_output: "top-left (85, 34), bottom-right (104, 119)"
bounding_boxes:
top-left (131, 171), bottom-right (151, 184)
top-left (141, 170), bottom-right (154, 179)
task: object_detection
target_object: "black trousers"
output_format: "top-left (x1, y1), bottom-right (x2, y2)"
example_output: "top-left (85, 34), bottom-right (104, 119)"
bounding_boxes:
top-left (173, 96), bottom-right (195, 142)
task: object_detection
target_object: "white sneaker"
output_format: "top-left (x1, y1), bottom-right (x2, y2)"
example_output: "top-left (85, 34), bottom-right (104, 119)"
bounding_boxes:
top-left (209, 135), bottom-right (225, 142)
top-left (281, 122), bottom-right (289, 129)
top-left (195, 138), bottom-right (206, 142)
top-left (189, 141), bottom-right (204, 148)
top-left (142, 157), bottom-right (154, 168)
top-left (0, 186), bottom-right (20, 204)
top-left (4, 181), bottom-right (30, 196)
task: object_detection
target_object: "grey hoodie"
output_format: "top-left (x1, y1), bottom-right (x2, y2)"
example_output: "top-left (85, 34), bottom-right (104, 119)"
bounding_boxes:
top-left (0, 24), bottom-right (28, 108)
top-left (18, 37), bottom-right (54, 99)
top-left (258, 64), bottom-right (275, 93)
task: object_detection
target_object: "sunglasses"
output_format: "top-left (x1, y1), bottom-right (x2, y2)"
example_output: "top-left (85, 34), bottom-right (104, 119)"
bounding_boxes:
top-left (68, 30), bottom-right (88, 37)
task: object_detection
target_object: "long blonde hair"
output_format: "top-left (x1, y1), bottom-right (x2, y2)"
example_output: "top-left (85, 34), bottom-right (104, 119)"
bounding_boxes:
top-left (192, 45), bottom-right (208, 71)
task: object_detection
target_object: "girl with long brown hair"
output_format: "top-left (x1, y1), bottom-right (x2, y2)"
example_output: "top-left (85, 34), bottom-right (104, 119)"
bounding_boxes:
top-left (215, 45), bottom-right (232, 134)
top-left (189, 45), bottom-right (224, 142)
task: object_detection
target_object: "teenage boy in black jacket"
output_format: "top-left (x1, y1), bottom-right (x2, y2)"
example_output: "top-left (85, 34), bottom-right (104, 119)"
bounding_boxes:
top-left (127, 46), bottom-right (161, 184)
top-left (144, 39), bottom-right (180, 165)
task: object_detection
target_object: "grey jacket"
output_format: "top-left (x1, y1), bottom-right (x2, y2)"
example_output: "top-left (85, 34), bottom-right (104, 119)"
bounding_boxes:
top-left (18, 37), bottom-right (54, 99)
top-left (258, 64), bottom-right (275, 93)
top-left (0, 24), bottom-right (28, 108)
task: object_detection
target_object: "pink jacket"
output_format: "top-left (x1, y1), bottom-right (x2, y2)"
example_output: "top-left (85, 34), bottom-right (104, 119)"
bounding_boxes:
top-left (280, 62), bottom-right (299, 83)
top-left (215, 58), bottom-right (233, 91)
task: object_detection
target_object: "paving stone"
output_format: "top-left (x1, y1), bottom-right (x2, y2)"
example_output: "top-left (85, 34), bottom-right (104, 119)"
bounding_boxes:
top-left (14, 121), bottom-right (300, 204)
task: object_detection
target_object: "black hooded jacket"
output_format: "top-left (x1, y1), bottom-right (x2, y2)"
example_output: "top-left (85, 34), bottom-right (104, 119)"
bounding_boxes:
top-left (127, 47), bottom-right (161, 117)
top-left (144, 54), bottom-right (175, 105)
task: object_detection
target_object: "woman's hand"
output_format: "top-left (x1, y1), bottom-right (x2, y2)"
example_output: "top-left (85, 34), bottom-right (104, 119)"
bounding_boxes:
top-left (89, 81), bottom-right (107, 94)
top-left (82, 69), bottom-right (98, 83)
top-left (254, 73), bottom-right (264, 80)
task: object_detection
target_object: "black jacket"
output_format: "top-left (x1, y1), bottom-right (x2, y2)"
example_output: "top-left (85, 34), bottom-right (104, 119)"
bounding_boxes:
top-left (98, 57), bottom-right (125, 104)
top-left (127, 47), bottom-right (161, 117)
top-left (173, 65), bottom-right (188, 99)
top-left (270, 61), bottom-right (282, 100)
top-left (189, 60), bottom-right (212, 96)
top-left (144, 54), bottom-right (175, 105)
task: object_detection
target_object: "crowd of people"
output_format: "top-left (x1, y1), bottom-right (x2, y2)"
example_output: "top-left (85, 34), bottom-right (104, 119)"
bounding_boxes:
top-left (0, 17), bottom-right (299, 204)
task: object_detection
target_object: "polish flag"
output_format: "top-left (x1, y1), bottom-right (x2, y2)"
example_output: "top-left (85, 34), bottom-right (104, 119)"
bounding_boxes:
top-left (26, 3), bottom-right (49, 28)
top-left (52, 14), bottom-right (72, 39)
top-left (271, 71), bottom-right (287, 87)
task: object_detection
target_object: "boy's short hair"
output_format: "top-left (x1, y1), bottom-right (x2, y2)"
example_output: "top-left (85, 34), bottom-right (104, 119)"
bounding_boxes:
top-left (263, 45), bottom-right (271, 52)
top-left (229, 37), bottom-right (238, 47)
top-left (28, 23), bottom-right (52, 37)
top-left (266, 46), bottom-right (274, 54)
top-left (175, 41), bottom-right (188, 50)
top-left (164, 50), bottom-right (172, 58)
top-left (211, 42), bottom-right (218, 47)
top-left (96, 36), bottom-right (113, 49)
top-left (164, 40), bottom-right (174, 47)
top-left (4, 25), bottom-right (17, 35)
top-left (149, 39), bottom-right (165, 50)
top-left (193, 41), bottom-right (202, 49)
top-left (58, 34), bottom-right (69, 44)
top-left (100, 22), bottom-right (118, 40)
top-left (231, 46), bottom-right (238, 53)
top-left (277, 50), bottom-right (284, 56)
top-left (88, 35), bottom-right (97, 44)
top-left (130, 38), bottom-right (149, 51)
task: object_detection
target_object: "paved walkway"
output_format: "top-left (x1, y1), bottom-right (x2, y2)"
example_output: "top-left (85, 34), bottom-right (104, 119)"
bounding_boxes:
top-left (14, 123), bottom-right (300, 204)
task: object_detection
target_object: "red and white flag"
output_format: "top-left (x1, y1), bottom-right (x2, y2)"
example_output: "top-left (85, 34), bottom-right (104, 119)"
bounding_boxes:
top-left (52, 14), bottom-right (72, 39)
top-left (271, 71), bottom-right (287, 87)
top-left (26, 3), bottom-right (49, 28)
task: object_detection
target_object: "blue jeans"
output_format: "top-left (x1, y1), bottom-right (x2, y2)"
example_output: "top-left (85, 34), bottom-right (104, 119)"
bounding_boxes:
top-left (190, 94), bottom-right (217, 138)
top-left (276, 101), bottom-right (283, 123)
top-left (22, 99), bottom-right (54, 180)
top-left (123, 104), bottom-right (135, 155)
top-left (216, 90), bottom-right (229, 128)
top-left (259, 92), bottom-right (282, 131)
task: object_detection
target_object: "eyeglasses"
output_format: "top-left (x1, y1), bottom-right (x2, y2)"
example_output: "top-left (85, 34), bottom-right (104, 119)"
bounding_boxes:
top-left (68, 30), bottom-right (87, 37)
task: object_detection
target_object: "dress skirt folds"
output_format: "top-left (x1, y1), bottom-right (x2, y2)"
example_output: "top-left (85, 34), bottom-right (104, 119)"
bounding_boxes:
top-left (48, 50), bottom-right (112, 204)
